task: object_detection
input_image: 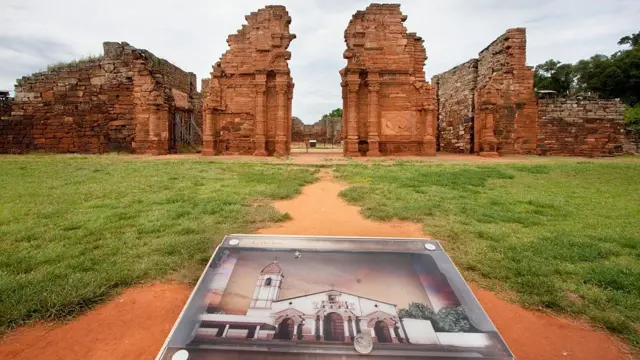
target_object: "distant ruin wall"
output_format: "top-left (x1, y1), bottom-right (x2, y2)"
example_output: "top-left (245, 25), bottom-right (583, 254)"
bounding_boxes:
top-left (1, 42), bottom-right (199, 154)
top-left (475, 28), bottom-right (538, 155)
top-left (537, 97), bottom-right (626, 156)
top-left (434, 28), bottom-right (538, 156)
top-left (432, 59), bottom-right (477, 153)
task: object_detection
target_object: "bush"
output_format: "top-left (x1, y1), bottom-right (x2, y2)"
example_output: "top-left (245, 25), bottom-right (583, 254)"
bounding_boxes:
top-left (625, 105), bottom-right (640, 151)
top-left (398, 302), bottom-right (474, 332)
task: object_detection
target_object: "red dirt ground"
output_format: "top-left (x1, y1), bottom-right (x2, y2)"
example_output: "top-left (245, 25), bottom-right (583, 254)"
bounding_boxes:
top-left (0, 170), bottom-right (632, 359)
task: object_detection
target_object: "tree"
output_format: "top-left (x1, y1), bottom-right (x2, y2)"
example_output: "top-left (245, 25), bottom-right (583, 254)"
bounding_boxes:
top-left (534, 59), bottom-right (574, 95)
top-left (535, 31), bottom-right (640, 106)
top-left (398, 302), bottom-right (437, 321)
top-left (328, 108), bottom-right (343, 119)
top-left (618, 31), bottom-right (640, 48)
top-left (398, 302), bottom-right (475, 332)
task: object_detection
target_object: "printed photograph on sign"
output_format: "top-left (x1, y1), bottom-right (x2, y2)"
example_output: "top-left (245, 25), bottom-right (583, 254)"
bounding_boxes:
top-left (160, 247), bottom-right (512, 359)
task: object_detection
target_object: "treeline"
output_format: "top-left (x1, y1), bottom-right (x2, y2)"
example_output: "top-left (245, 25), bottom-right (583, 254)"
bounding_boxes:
top-left (534, 31), bottom-right (639, 140)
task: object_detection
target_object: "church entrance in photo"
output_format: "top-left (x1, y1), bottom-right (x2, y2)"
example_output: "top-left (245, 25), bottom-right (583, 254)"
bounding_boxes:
top-left (374, 320), bottom-right (392, 343)
top-left (275, 318), bottom-right (294, 340)
top-left (323, 312), bottom-right (344, 341)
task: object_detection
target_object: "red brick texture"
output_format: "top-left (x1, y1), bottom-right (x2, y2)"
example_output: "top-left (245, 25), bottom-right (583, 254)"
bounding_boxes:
top-left (431, 60), bottom-right (477, 153)
top-left (341, 4), bottom-right (436, 156)
top-left (0, 42), bottom-right (200, 154)
top-left (203, 6), bottom-right (295, 157)
top-left (475, 28), bottom-right (538, 156)
top-left (537, 97), bottom-right (626, 156)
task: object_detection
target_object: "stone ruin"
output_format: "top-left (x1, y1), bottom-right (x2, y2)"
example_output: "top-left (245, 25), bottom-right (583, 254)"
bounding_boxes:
top-left (0, 3), bottom-right (630, 157)
top-left (433, 28), bottom-right (627, 157)
top-left (202, 5), bottom-right (295, 156)
top-left (0, 42), bottom-right (201, 154)
top-left (341, 4), bottom-right (437, 156)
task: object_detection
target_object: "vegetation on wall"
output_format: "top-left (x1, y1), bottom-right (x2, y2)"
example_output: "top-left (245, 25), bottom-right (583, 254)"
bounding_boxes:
top-left (46, 55), bottom-right (104, 72)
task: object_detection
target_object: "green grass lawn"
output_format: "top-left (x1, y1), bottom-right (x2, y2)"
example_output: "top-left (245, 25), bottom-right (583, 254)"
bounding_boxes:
top-left (0, 155), bottom-right (316, 332)
top-left (335, 160), bottom-right (640, 347)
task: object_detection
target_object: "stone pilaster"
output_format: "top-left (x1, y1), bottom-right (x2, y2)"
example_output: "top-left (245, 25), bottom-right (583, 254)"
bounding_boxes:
top-left (479, 104), bottom-right (499, 157)
top-left (345, 80), bottom-right (360, 156)
top-left (253, 76), bottom-right (268, 156)
top-left (422, 106), bottom-right (437, 156)
top-left (275, 80), bottom-right (288, 156)
top-left (202, 109), bottom-right (215, 156)
top-left (367, 80), bottom-right (381, 156)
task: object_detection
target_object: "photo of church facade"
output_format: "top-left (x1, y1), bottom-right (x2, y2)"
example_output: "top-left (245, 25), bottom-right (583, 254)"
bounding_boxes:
top-left (186, 249), bottom-right (504, 353)
top-left (194, 260), bottom-right (407, 344)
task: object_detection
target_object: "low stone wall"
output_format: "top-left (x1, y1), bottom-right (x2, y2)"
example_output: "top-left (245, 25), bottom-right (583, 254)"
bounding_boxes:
top-left (537, 97), bottom-right (626, 156)
top-left (1, 42), bottom-right (200, 154)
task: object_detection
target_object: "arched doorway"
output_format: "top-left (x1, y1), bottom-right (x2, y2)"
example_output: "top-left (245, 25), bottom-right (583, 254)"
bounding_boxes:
top-left (358, 139), bottom-right (369, 155)
top-left (275, 318), bottom-right (294, 340)
top-left (374, 320), bottom-right (392, 343)
top-left (323, 312), bottom-right (344, 341)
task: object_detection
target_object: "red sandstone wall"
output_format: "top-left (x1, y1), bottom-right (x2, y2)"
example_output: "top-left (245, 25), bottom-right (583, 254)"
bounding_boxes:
top-left (432, 59), bottom-right (477, 153)
top-left (0, 42), bottom-right (200, 154)
top-left (4, 55), bottom-right (135, 154)
top-left (475, 28), bottom-right (537, 155)
top-left (204, 6), bottom-right (295, 156)
top-left (537, 97), bottom-right (626, 156)
top-left (341, 3), bottom-right (436, 156)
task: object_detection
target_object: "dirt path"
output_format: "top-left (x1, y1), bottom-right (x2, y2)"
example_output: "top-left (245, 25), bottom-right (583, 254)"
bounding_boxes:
top-left (0, 170), bottom-right (631, 360)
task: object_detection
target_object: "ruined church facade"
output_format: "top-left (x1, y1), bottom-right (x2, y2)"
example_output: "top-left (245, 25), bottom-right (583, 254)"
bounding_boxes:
top-left (202, 6), bottom-right (295, 157)
top-left (340, 4), bottom-right (437, 157)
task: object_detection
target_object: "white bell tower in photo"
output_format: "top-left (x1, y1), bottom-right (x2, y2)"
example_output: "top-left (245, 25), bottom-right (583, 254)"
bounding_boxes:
top-left (249, 261), bottom-right (284, 309)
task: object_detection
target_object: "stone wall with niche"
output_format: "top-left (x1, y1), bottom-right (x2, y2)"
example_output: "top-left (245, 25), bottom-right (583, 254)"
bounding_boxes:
top-left (203, 5), bottom-right (295, 156)
top-left (341, 3), bottom-right (436, 156)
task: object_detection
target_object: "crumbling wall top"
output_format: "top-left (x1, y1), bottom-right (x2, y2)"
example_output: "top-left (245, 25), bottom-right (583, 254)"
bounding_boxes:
top-left (342, 3), bottom-right (426, 79)
top-left (213, 5), bottom-right (295, 77)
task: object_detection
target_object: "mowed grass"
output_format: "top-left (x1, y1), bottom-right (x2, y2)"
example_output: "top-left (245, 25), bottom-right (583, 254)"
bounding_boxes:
top-left (335, 160), bottom-right (640, 346)
top-left (0, 155), bottom-right (316, 332)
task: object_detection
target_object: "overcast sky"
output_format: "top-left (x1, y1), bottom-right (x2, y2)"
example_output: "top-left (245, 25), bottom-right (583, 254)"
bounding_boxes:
top-left (1, 0), bottom-right (638, 123)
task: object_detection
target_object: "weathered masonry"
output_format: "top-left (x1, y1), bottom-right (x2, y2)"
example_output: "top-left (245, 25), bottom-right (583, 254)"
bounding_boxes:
top-left (537, 96), bottom-right (626, 156)
top-left (202, 5), bottom-right (295, 156)
top-left (432, 28), bottom-right (626, 157)
top-left (341, 4), bottom-right (437, 156)
top-left (432, 28), bottom-right (537, 157)
top-left (0, 42), bottom-right (201, 154)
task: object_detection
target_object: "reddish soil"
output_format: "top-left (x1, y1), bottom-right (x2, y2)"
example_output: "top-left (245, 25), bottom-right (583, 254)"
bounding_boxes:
top-left (0, 284), bottom-right (191, 360)
top-left (145, 151), bottom-right (547, 165)
top-left (0, 169), bottom-right (632, 360)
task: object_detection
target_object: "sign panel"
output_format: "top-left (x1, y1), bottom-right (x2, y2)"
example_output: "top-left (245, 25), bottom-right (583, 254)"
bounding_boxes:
top-left (157, 235), bottom-right (514, 360)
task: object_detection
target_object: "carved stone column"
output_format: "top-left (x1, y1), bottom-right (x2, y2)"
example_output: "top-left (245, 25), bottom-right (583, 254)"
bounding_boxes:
top-left (286, 82), bottom-right (294, 153)
top-left (367, 81), bottom-right (381, 156)
top-left (203, 109), bottom-right (215, 156)
top-left (147, 110), bottom-right (160, 155)
top-left (479, 106), bottom-right (499, 157)
top-left (275, 81), bottom-right (288, 156)
top-left (422, 106), bottom-right (436, 156)
top-left (346, 81), bottom-right (360, 156)
top-left (253, 77), bottom-right (268, 156)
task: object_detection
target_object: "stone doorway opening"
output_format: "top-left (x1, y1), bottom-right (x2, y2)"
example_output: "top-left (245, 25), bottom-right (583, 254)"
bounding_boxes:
top-left (374, 320), bottom-right (392, 343)
top-left (275, 317), bottom-right (294, 340)
top-left (169, 111), bottom-right (201, 153)
top-left (323, 312), bottom-right (344, 341)
top-left (358, 140), bottom-right (369, 156)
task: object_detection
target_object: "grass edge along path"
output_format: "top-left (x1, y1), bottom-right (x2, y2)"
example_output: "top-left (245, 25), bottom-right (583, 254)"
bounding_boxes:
top-left (334, 161), bottom-right (640, 348)
top-left (0, 155), bottom-right (317, 333)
